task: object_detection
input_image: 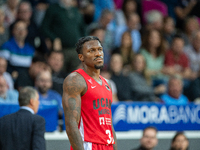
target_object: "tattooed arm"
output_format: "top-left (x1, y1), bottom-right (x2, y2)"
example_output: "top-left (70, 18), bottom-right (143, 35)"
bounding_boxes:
top-left (62, 72), bottom-right (86, 150)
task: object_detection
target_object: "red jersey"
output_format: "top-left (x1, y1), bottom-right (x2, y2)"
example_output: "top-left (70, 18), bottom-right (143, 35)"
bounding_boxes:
top-left (75, 69), bottom-right (115, 145)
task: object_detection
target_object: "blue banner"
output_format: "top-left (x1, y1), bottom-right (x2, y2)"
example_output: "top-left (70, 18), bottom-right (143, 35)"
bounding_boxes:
top-left (112, 102), bottom-right (200, 131)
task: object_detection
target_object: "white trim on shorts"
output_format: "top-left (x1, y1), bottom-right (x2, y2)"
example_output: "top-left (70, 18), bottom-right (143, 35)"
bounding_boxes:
top-left (83, 141), bottom-right (92, 150)
top-left (79, 117), bottom-right (84, 141)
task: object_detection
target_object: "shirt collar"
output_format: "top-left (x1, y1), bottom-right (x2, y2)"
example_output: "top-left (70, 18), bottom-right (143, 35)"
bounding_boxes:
top-left (20, 106), bottom-right (34, 114)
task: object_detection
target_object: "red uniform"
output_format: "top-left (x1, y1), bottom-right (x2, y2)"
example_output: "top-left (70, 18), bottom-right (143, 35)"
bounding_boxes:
top-left (70, 69), bottom-right (115, 150)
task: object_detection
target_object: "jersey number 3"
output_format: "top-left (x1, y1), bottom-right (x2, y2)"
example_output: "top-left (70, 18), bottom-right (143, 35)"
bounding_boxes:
top-left (106, 130), bottom-right (114, 144)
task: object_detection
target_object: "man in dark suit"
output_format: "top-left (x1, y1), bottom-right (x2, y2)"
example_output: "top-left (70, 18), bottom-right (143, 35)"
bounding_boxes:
top-left (0, 86), bottom-right (46, 150)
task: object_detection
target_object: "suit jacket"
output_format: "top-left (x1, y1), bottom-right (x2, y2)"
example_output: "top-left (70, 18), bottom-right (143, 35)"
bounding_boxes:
top-left (0, 109), bottom-right (46, 150)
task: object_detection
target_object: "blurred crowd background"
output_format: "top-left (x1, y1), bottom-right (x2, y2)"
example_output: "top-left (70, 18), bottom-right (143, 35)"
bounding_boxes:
top-left (0, 0), bottom-right (200, 131)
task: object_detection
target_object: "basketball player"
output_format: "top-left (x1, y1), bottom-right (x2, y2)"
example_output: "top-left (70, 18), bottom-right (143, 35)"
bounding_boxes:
top-left (62, 36), bottom-right (117, 150)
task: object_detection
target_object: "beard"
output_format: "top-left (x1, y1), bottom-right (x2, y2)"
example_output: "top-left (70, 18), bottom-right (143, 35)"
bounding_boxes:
top-left (37, 86), bottom-right (48, 94)
top-left (94, 64), bottom-right (104, 69)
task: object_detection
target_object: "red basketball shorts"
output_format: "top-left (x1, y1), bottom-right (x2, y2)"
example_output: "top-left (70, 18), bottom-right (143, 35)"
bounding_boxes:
top-left (70, 141), bottom-right (114, 150)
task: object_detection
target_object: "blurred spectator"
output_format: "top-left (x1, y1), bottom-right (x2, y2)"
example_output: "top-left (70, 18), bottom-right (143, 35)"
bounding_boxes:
top-left (16, 1), bottom-right (33, 26)
top-left (47, 50), bottom-right (67, 95)
top-left (184, 30), bottom-right (200, 79)
top-left (88, 9), bottom-right (115, 67)
top-left (35, 70), bottom-right (63, 115)
top-left (160, 0), bottom-right (178, 23)
top-left (161, 0), bottom-right (200, 29)
top-left (29, 0), bottom-right (51, 9)
top-left (0, 20), bottom-right (35, 75)
top-left (113, 0), bottom-right (123, 10)
top-left (128, 54), bottom-right (166, 102)
top-left (144, 10), bottom-right (163, 31)
top-left (140, 29), bottom-right (167, 87)
top-left (100, 69), bottom-right (119, 103)
top-left (115, 12), bottom-right (141, 53)
top-left (109, 53), bottom-right (132, 101)
top-left (40, 0), bottom-right (85, 73)
top-left (0, 86), bottom-right (46, 150)
top-left (112, 31), bottom-right (135, 70)
top-left (15, 56), bottom-right (48, 90)
top-left (89, 26), bottom-right (105, 43)
top-left (164, 35), bottom-right (191, 80)
top-left (0, 57), bottom-right (14, 89)
top-left (162, 16), bottom-right (177, 49)
top-left (141, 0), bottom-right (167, 25)
top-left (131, 126), bottom-right (158, 150)
top-left (93, 0), bottom-right (115, 21)
top-left (79, 0), bottom-right (95, 25)
top-left (174, 0), bottom-right (200, 30)
top-left (0, 0), bottom-right (5, 5)
top-left (29, 0), bottom-right (50, 27)
top-left (186, 72), bottom-right (200, 102)
top-left (182, 16), bottom-right (199, 46)
top-left (160, 75), bottom-right (189, 105)
top-left (0, 75), bottom-right (18, 103)
top-left (13, 1), bottom-right (49, 56)
top-left (0, 8), bottom-right (9, 47)
top-left (169, 132), bottom-right (189, 150)
top-left (115, 0), bottom-right (138, 26)
top-left (1, 0), bottom-right (20, 27)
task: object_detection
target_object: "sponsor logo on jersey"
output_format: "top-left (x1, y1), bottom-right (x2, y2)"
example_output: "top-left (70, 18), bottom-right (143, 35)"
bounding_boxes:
top-left (93, 98), bottom-right (111, 109)
top-left (93, 98), bottom-right (112, 116)
top-left (91, 86), bottom-right (96, 89)
top-left (99, 117), bottom-right (111, 125)
top-left (98, 109), bottom-right (110, 115)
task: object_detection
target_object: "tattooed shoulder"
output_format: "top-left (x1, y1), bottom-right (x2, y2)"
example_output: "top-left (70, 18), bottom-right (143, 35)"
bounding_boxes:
top-left (63, 72), bottom-right (86, 95)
